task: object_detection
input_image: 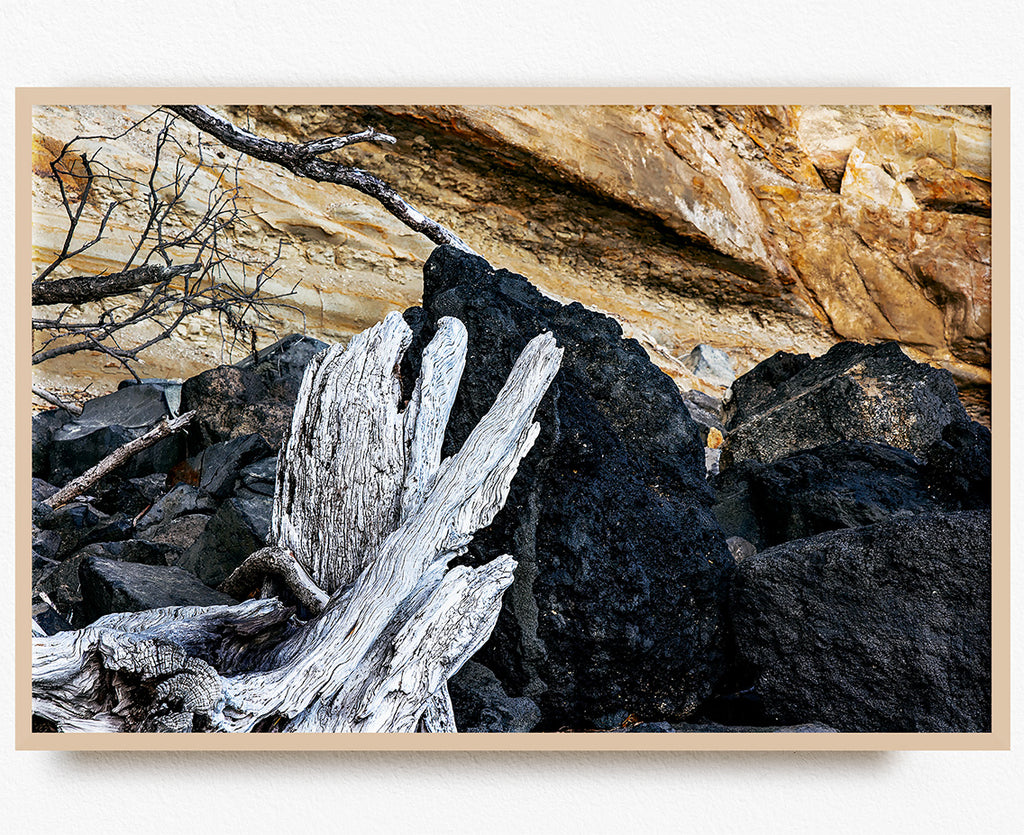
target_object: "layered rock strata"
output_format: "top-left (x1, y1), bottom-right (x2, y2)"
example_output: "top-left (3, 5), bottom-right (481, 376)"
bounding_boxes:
top-left (31, 104), bottom-right (991, 420)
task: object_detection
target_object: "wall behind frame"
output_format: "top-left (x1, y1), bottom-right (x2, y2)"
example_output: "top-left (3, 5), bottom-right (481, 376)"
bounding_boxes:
top-left (1, 2), bottom-right (1022, 833)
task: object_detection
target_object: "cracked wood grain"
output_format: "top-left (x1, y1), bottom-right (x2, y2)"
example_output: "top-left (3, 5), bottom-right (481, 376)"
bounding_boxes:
top-left (32, 311), bottom-right (562, 733)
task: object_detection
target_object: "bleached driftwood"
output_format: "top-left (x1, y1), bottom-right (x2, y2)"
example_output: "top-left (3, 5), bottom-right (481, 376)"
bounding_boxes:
top-left (32, 312), bottom-right (562, 733)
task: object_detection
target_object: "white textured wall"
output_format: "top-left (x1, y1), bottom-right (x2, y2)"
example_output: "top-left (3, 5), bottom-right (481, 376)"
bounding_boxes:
top-left (2, 3), bottom-right (1022, 832)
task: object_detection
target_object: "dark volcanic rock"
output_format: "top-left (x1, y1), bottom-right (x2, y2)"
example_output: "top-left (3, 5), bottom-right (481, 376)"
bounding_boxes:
top-left (78, 556), bottom-right (236, 622)
top-left (402, 246), bottom-right (733, 726)
top-left (721, 341), bottom-right (976, 469)
top-left (609, 720), bottom-right (837, 732)
top-left (448, 661), bottom-right (542, 732)
top-left (39, 539), bottom-right (178, 627)
top-left (181, 334), bottom-right (326, 449)
top-left (32, 410), bottom-right (69, 480)
top-left (713, 440), bottom-right (974, 550)
top-left (669, 721), bottom-right (837, 733)
top-left (32, 592), bottom-right (72, 635)
top-left (235, 334), bottom-right (329, 388)
top-left (136, 484), bottom-right (216, 531)
top-left (189, 433), bottom-right (273, 499)
top-left (32, 552), bottom-right (60, 587)
top-left (730, 511), bottom-right (991, 732)
top-left (34, 502), bottom-right (134, 560)
top-left (74, 539), bottom-right (174, 567)
top-left (47, 382), bottom-right (182, 485)
top-left (85, 472), bottom-right (168, 518)
top-left (923, 419), bottom-right (992, 510)
top-left (237, 456), bottom-right (279, 496)
top-left (178, 491), bottom-right (272, 587)
top-left (32, 478), bottom-right (58, 503)
top-left (139, 514), bottom-right (211, 557)
top-left (32, 527), bottom-right (61, 561)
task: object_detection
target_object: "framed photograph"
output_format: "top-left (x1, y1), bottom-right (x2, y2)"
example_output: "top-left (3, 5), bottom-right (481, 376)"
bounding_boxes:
top-left (17, 89), bottom-right (1009, 750)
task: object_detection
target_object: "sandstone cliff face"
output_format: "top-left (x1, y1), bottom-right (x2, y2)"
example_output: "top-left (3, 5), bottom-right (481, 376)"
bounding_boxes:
top-left (31, 103), bottom-right (991, 418)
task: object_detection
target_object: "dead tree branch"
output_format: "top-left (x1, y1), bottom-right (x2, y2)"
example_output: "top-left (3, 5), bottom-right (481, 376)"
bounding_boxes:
top-left (43, 411), bottom-right (196, 509)
top-left (31, 385), bottom-right (83, 416)
top-left (32, 263), bottom-right (201, 306)
top-left (164, 105), bottom-right (476, 254)
top-left (32, 112), bottom-right (297, 377)
top-left (220, 546), bottom-right (330, 616)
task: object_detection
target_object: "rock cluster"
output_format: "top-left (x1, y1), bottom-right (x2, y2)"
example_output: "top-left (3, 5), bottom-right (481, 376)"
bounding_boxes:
top-left (31, 335), bottom-right (324, 632)
top-left (31, 248), bottom-right (992, 734)
top-left (713, 341), bottom-right (991, 732)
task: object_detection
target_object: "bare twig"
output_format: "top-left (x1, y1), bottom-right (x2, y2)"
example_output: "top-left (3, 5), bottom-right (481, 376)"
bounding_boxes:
top-left (33, 113), bottom-right (292, 375)
top-left (43, 411), bottom-right (196, 509)
top-left (31, 385), bottom-right (84, 416)
top-left (164, 105), bottom-right (476, 254)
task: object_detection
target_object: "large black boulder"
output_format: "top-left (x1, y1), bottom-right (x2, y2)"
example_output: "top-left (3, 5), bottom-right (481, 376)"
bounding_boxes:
top-left (181, 334), bottom-right (326, 449)
top-left (729, 510), bottom-right (991, 732)
top-left (46, 382), bottom-right (183, 486)
top-left (401, 246), bottom-right (733, 726)
top-left (712, 440), bottom-right (981, 550)
top-left (721, 341), bottom-right (977, 469)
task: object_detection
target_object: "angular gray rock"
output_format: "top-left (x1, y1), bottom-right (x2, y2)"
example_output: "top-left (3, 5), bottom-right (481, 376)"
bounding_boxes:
top-left (181, 334), bottom-right (327, 449)
top-left (78, 556), bottom-right (237, 623)
top-left (680, 389), bottom-right (725, 446)
top-left (177, 491), bottom-right (272, 587)
top-left (38, 539), bottom-right (179, 628)
top-left (721, 341), bottom-right (977, 469)
top-left (33, 501), bottom-right (134, 560)
top-left (136, 484), bottom-right (216, 530)
top-left (682, 344), bottom-right (736, 386)
top-left (137, 514), bottom-right (211, 557)
top-left (730, 510), bottom-right (991, 732)
top-left (236, 455), bottom-right (279, 496)
top-left (234, 334), bottom-right (329, 388)
top-left (32, 410), bottom-right (69, 480)
top-left (32, 592), bottom-right (72, 636)
top-left (188, 433), bottom-right (274, 499)
top-left (46, 382), bottom-right (182, 485)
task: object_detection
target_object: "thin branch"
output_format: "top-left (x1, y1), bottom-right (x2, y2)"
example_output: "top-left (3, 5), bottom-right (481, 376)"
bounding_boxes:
top-left (164, 105), bottom-right (476, 254)
top-left (43, 411), bottom-right (196, 509)
top-left (31, 385), bottom-right (83, 416)
top-left (298, 128), bottom-right (397, 156)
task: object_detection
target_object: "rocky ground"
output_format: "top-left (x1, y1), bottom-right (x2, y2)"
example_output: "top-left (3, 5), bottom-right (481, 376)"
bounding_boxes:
top-left (31, 248), bottom-right (992, 734)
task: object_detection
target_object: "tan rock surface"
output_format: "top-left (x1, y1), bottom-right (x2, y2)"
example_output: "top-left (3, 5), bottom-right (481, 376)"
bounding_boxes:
top-left (31, 103), bottom-right (991, 421)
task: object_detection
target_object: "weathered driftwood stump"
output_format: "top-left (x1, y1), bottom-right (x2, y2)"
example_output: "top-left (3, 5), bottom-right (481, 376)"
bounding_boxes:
top-left (32, 312), bottom-right (562, 732)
